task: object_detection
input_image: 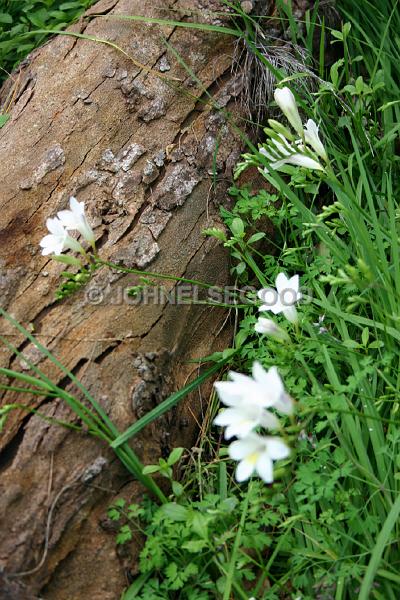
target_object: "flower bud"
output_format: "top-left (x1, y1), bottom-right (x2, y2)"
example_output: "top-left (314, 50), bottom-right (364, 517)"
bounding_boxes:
top-left (254, 317), bottom-right (290, 342)
top-left (274, 87), bottom-right (304, 137)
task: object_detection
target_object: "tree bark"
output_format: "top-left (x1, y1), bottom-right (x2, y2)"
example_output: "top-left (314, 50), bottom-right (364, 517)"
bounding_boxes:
top-left (0, 1), bottom-right (244, 597)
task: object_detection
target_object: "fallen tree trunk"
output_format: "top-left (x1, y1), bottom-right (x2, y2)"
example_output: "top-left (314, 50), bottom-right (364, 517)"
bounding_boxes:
top-left (0, 1), bottom-right (245, 597)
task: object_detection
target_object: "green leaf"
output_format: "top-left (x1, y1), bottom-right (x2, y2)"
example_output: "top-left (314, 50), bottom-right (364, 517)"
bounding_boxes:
top-left (0, 13), bottom-right (13, 24)
top-left (368, 340), bottom-right (384, 349)
top-left (342, 22), bottom-right (351, 37)
top-left (142, 464), bottom-right (161, 475)
top-left (167, 447), bottom-right (184, 466)
top-left (203, 227), bottom-right (227, 241)
top-left (116, 524), bottom-right (132, 545)
top-left (359, 496), bottom-right (400, 600)
top-left (160, 503), bottom-right (189, 522)
top-left (330, 58), bottom-right (344, 88)
top-left (361, 327), bottom-right (369, 346)
top-left (0, 114), bottom-right (10, 128)
top-left (330, 29), bottom-right (344, 41)
top-left (230, 217), bottom-right (245, 237)
top-left (342, 339), bottom-right (361, 349)
top-left (120, 573), bottom-right (151, 599)
top-left (114, 498), bottom-right (126, 508)
top-left (172, 481), bottom-right (184, 497)
top-left (234, 329), bottom-right (248, 348)
top-left (181, 539), bottom-right (208, 553)
top-left (108, 508), bottom-right (121, 521)
top-left (219, 497), bottom-right (238, 513)
top-left (235, 261), bottom-right (246, 275)
top-left (247, 232), bottom-right (266, 244)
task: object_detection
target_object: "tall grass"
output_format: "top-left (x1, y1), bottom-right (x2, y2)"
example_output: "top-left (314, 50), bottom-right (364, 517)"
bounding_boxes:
top-left (1, 1), bottom-right (399, 597)
top-left (216, 0), bottom-right (400, 596)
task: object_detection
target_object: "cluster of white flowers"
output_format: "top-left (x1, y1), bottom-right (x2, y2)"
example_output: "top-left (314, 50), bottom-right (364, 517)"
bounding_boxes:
top-left (39, 196), bottom-right (95, 257)
top-left (214, 361), bottom-right (293, 484)
top-left (259, 86), bottom-right (328, 173)
top-left (213, 272), bottom-right (303, 483)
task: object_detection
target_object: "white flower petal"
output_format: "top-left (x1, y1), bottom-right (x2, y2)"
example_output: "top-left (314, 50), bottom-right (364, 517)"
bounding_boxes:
top-left (255, 318), bottom-right (290, 342)
top-left (274, 392), bottom-right (294, 415)
top-left (286, 153), bottom-right (324, 171)
top-left (255, 454), bottom-right (274, 483)
top-left (252, 364), bottom-right (284, 406)
top-left (228, 371), bottom-right (254, 386)
top-left (225, 420), bottom-right (255, 439)
top-left (275, 272), bottom-right (290, 294)
top-left (228, 436), bottom-right (260, 460)
top-left (264, 437), bottom-right (291, 460)
top-left (40, 235), bottom-right (63, 255)
top-left (236, 458), bottom-right (256, 482)
top-left (304, 119), bottom-right (327, 161)
top-left (254, 317), bottom-right (278, 334)
top-left (259, 147), bottom-right (275, 161)
top-left (283, 305), bottom-right (298, 323)
top-left (46, 217), bottom-right (65, 236)
top-left (57, 210), bottom-right (77, 229)
top-left (69, 196), bottom-right (85, 215)
top-left (286, 274), bottom-right (300, 295)
top-left (57, 197), bottom-right (95, 244)
top-left (269, 300), bottom-right (288, 315)
top-left (259, 410), bottom-right (280, 430)
top-left (214, 381), bottom-right (243, 407)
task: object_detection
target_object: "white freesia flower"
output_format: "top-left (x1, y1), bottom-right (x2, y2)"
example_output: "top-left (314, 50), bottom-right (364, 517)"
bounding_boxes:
top-left (229, 432), bottom-right (290, 483)
top-left (260, 140), bottom-right (324, 172)
top-left (254, 317), bottom-right (290, 342)
top-left (303, 119), bottom-right (328, 161)
top-left (57, 196), bottom-right (95, 244)
top-left (214, 361), bottom-right (293, 416)
top-left (258, 273), bottom-right (302, 324)
top-left (214, 403), bottom-right (279, 439)
top-left (274, 87), bottom-right (303, 137)
top-left (281, 153), bottom-right (324, 171)
top-left (39, 217), bottom-right (84, 256)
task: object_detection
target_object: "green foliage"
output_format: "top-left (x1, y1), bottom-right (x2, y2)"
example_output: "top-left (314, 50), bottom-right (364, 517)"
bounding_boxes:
top-left (204, 0), bottom-right (400, 596)
top-left (0, 0), bottom-right (96, 80)
top-left (114, 1), bottom-right (400, 598)
top-left (111, 474), bottom-right (285, 600)
top-left (55, 264), bottom-right (94, 300)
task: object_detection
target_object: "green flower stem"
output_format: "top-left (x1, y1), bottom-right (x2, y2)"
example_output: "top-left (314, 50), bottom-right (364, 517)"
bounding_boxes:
top-left (95, 258), bottom-right (226, 292)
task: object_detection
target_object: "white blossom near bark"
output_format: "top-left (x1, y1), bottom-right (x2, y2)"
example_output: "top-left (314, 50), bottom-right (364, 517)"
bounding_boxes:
top-left (57, 196), bottom-right (95, 245)
top-left (228, 432), bottom-right (290, 483)
top-left (254, 317), bottom-right (290, 342)
top-left (260, 139), bottom-right (324, 172)
top-left (214, 361), bottom-right (293, 416)
top-left (303, 119), bottom-right (328, 161)
top-left (213, 403), bottom-right (280, 439)
top-left (274, 87), bottom-right (304, 137)
top-left (258, 272), bottom-right (302, 324)
top-left (39, 217), bottom-right (84, 256)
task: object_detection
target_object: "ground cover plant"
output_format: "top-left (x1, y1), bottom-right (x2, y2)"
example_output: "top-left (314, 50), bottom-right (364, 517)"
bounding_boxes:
top-left (1, 0), bottom-right (399, 598)
top-left (0, 0), bottom-right (96, 80)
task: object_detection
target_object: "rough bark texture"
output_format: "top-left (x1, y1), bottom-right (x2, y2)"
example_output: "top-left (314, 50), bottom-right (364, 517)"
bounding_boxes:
top-left (0, 1), bottom-right (245, 597)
